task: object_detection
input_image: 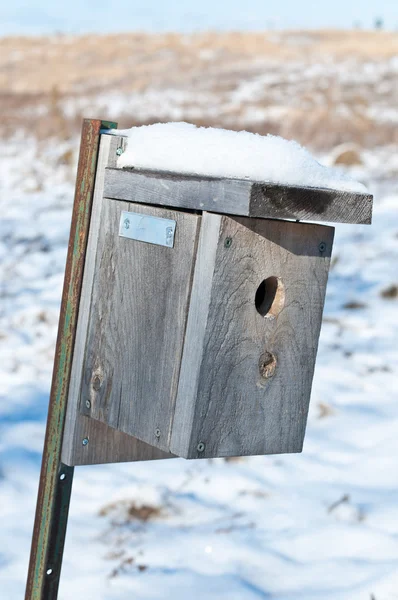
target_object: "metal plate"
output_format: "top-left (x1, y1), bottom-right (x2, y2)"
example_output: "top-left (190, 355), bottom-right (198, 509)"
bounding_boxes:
top-left (119, 211), bottom-right (176, 248)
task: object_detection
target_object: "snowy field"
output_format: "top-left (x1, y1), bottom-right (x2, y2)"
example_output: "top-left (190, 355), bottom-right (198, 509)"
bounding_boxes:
top-left (1, 135), bottom-right (398, 600)
top-left (1, 31), bottom-right (398, 600)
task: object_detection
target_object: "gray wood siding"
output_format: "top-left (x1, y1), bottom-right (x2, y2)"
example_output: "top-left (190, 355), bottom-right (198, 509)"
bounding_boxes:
top-left (62, 135), bottom-right (173, 465)
top-left (171, 214), bottom-right (334, 458)
top-left (104, 163), bottom-right (372, 225)
top-left (79, 198), bottom-right (201, 452)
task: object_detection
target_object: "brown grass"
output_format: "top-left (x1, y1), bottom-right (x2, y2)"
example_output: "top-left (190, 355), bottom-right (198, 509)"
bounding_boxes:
top-left (99, 499), bottom-right (163, 523)
top-left (1, 30), bottom-right (397, 148)
top-left (381, 284), bottom-right (398, 299)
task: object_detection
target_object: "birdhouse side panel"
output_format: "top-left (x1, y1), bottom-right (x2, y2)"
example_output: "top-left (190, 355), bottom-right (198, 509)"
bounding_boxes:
top-left (78, 198), bottom-right (201, 452)
top-left (62, 133), bottom-right (174, 466)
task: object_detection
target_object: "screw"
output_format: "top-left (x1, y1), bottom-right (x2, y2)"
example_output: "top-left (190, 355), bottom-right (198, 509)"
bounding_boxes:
top-left (224, 237), bottom-right (232, 249)
top-left (197, 442), bottom-right (205, 453)
top-left (165, 227), bottom-right (174, 246)
top-left (124, 218), bottom-right (130, 230)
top-left (116, 147), bottom-right (124, 156)
top-left (60, 473), bottom-right (66, 481)
top-left (85, 399), bottom-right (91, 409)
top-left (155, 428), bottom-right (161, 438)
top-left (82, 437), bottom-right (89, 446)
top-left (318, 241), bottom-right (326, 253)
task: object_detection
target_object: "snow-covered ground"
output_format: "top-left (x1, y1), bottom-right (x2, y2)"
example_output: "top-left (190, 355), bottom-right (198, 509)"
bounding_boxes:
top-left (0, 131), bottom-right (397, 599)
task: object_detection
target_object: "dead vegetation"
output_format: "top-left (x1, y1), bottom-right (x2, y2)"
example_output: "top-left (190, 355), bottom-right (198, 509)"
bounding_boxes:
top-left (327, 493), bottom-right (365, 522)
top-left (317, 402), bottom-right (336, 419)
top-left (1, 30), bottom-right (398, 149)
top-left (99, 499), bottom-right (163, 523)
top-left (343, 301), bottom-right (367, 310)
top-left (108, 556), bottom-right (148, 579)
top-left (380, 284), bottom-right (398, 299)
top-left (331, 144), bottom-right (363, 166)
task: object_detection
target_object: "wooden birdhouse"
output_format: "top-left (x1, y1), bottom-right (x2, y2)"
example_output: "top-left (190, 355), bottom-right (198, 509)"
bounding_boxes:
top-left (59, 122), bottom-right (372, 466)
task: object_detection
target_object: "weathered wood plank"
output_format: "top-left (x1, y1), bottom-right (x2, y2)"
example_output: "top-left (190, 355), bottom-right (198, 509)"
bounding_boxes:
top-left (249, 182), bottom-right (372, 224)
top-left (104, 165), bottom-right (253, 216)
top-left (79, 198), bottom-right (201, 452)
top-left (65, 415), bottom-right (170, 465)
top-left (62, 134), bottom-right (173, 466)
top-left (170, 213), bottom-right (335, 459)
top-left (169, 213), bottom-right (222, 455)
top-left (104, 165), bottom-right (372, 225)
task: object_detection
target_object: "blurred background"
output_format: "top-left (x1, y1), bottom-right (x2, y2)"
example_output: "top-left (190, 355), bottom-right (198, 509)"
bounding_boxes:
top-left (0, 2), bottom-right (397, 599)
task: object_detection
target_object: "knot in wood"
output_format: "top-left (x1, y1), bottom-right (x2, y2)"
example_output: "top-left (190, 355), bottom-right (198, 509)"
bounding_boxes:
top-left (92, 375), bottom-right (102, 391)
top-left (259, 351), bottom-right (277, 379)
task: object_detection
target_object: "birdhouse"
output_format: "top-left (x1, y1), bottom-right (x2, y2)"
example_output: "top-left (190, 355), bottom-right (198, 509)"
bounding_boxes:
top-left (61, 123), bottom-right (372, 466)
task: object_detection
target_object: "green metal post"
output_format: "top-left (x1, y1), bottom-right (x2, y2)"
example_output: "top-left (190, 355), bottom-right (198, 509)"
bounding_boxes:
top-left (25, 119), bottom-right (117, 600)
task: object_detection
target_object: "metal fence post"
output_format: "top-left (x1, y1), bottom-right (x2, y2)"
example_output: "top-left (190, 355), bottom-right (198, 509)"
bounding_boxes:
top-left (25, 119), bottom-right (117, 600)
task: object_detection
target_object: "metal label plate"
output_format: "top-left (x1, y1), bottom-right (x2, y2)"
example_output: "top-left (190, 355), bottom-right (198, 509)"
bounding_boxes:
top-left (119, 211), bottom-right (176, 248)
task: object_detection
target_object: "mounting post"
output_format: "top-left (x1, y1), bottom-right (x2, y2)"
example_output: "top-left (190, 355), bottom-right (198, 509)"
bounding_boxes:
top-left (25, 119), bottom-right (117, 600)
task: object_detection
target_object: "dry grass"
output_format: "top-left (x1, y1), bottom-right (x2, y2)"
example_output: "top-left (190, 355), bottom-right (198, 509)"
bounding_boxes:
top-left (1, 30), bottom-right (398, 148)
top-left (99, 500), bottom-right (163, 522)
top-left (380, 284), bottom-right (398, 299)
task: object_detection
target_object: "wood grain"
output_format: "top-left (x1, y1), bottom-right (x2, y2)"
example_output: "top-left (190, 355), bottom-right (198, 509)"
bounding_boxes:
top-left (79, 198), bottom-right (201, 452)
top-left (62, 134), bottom-right (173, 466)
top-left (170, 213), bottom-right (335, 459)
top-left (249, 182), bottom-right (373, 224)
top-left (104, 164), bottom-right (252, 216)
top-left (168, 213), bottom-right (222, 455)
top-left (104, 161), bottom-right (372, 225)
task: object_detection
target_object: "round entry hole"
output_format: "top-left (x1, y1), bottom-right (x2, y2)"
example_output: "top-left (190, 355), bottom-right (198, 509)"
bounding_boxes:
top-left (255, 276), bottom-right (285, 318)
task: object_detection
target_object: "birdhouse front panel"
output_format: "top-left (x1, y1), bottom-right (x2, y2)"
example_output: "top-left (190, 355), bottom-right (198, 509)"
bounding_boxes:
top-left (170, 212), bottom-right (334, 458)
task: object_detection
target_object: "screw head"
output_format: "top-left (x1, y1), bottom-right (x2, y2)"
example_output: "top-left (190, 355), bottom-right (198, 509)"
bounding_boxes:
top-left (85, 399), bottom-right (91, 409)
top-left (116, 147), bottom-right (124, 156)
top-left (224, 237), bottom-right (232, 249)
top-left (165, 226), bottom-right (174, 246)
top-left (82, 437), bottom-right (89, 446)
top-left (197, 442), bottom-right (205, 453)
top-left (318, 241), bottom-right (326, 253)
top-left (155, 428), bottom-right (161, 438)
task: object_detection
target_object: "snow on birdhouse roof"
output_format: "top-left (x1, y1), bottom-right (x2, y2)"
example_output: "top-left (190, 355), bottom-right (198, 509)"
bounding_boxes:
top-left (111, 122), bottom-right (367, 194)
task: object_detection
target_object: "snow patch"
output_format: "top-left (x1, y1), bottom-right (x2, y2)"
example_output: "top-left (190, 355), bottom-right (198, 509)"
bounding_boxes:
top-left (112, 122), bottom-right (367, 193)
